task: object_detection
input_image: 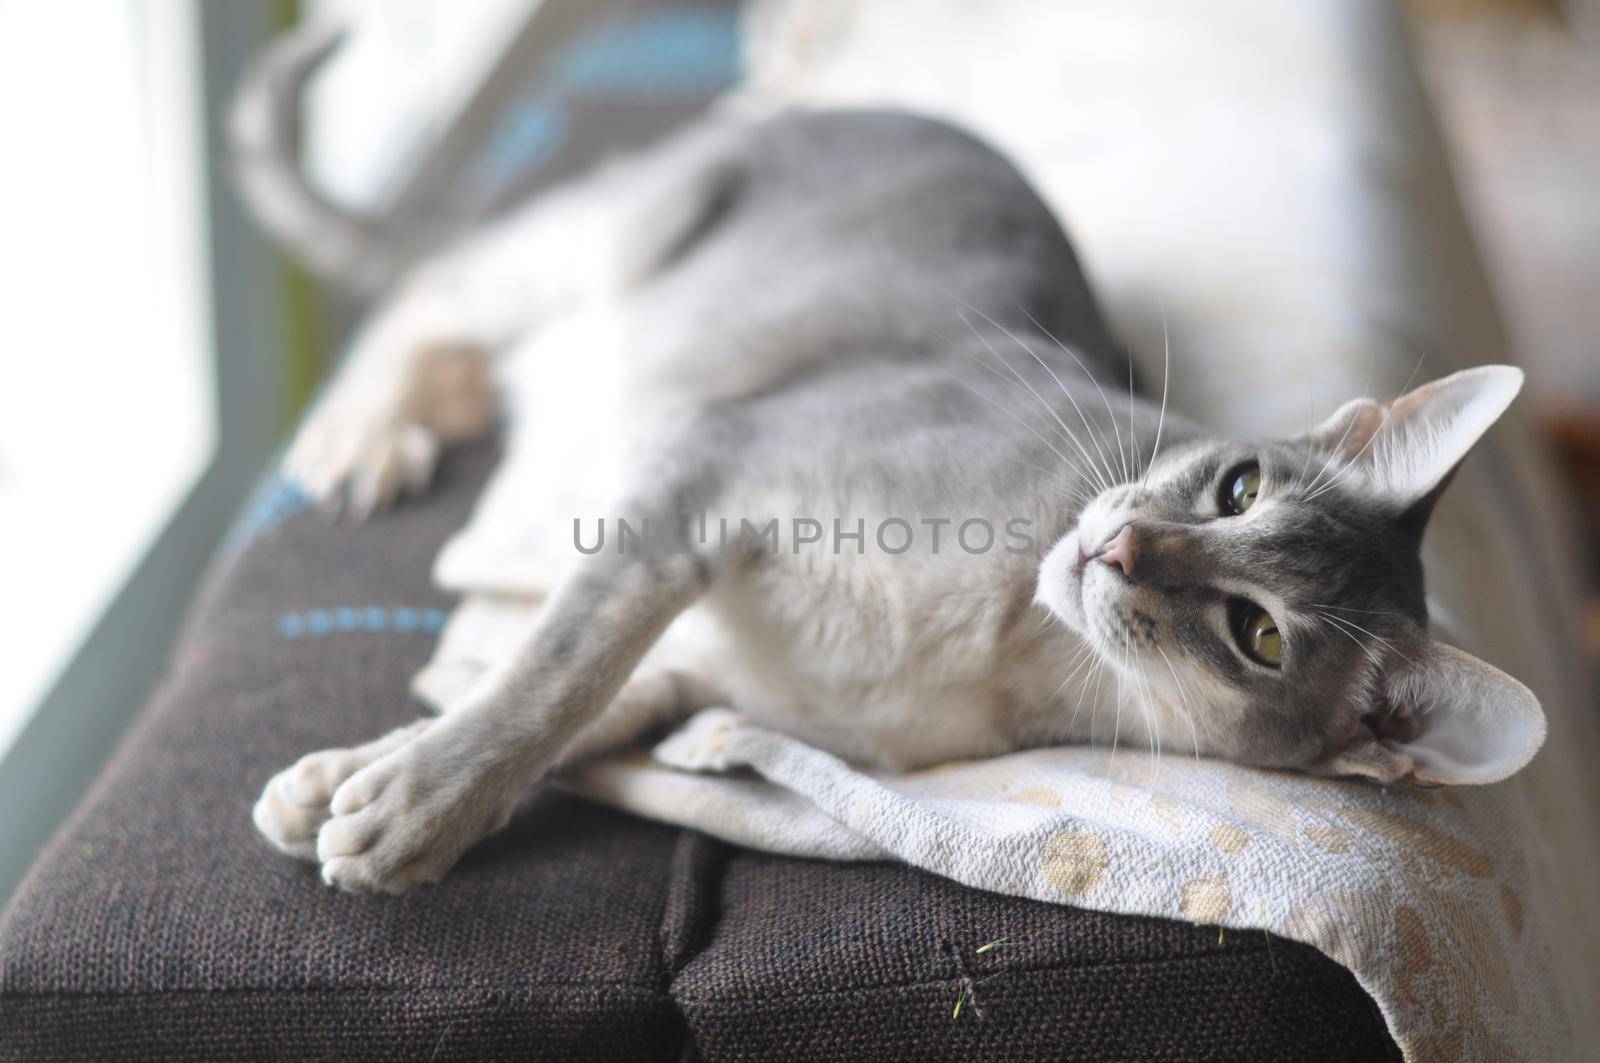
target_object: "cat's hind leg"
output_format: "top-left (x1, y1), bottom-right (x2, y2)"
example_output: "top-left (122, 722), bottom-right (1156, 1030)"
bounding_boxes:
top-left (552, 667), bottom-right (725, 769)
top-left (282, 282), bottom-right (501, 518)
top-left (285, 118), bottom-right (746, 516)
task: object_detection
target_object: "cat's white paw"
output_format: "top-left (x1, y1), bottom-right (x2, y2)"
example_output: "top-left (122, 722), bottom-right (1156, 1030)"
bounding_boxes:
top-left (315, 733), bottom-right (518, 894)
top-left (253, 722), bottom-right (431, 862)
top-left (283, 400), bottom-right (440, 519)
top-left (653, 707), bottom-right (747, 773)
top-left (285, 335), bottom-right (494, 518)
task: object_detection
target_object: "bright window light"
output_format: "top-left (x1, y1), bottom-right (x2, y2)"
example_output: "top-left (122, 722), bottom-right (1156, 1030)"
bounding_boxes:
top-left (0, 0), bottom-right (215, 755)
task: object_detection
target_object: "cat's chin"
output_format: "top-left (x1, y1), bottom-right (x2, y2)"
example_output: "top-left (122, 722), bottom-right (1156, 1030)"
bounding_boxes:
top-left (1035, 532), bottom-right (1090, 633)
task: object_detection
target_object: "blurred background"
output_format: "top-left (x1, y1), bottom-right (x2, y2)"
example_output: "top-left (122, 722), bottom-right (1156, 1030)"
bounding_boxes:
top-left (0, 0), bottom-right (1594, 899)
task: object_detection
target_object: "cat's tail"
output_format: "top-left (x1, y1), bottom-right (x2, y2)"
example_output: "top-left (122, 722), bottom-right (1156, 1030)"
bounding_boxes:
top-left (228, 20), bottom-right (411, 293)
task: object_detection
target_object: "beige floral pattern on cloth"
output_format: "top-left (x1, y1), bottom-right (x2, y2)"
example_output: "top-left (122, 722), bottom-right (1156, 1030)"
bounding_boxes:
top-left (1041, 831), bottom-right (1110, 898)
top-left (567, 711), bottom-right (1589, 1061)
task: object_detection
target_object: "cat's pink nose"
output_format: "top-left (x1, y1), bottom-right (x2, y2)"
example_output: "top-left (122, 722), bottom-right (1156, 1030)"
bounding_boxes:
top-left (1097, 525), bottom-right (1136, 579)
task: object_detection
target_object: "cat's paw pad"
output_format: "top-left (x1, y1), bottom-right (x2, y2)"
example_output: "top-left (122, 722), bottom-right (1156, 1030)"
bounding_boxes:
top-left (253, 722), bottom-right (431, 862)
top-left (285, 338), bottom-right (492, 519)
top-left (284, 407), bottom-right (440, 520)
top-left (315, 741), bottom-right (515, 894)
top-left (653, 708), bottom-right (747, 773)
top-left (254, 747), bottom-right (365, 861)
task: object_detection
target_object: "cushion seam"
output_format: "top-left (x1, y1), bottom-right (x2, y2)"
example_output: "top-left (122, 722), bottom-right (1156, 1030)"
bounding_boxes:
top-left (668, 939), bottom-right (1361, 1006)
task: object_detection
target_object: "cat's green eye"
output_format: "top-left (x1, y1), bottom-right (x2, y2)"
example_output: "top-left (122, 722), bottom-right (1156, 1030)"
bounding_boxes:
top-left (1235, 604), bottom-right (1282, 667)
top-left (1222, 462), bottom-right (1261, 515)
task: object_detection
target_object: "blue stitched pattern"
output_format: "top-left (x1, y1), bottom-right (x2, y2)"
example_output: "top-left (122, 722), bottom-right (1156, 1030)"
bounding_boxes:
top-left (224, 472), bottom-right (314, 554)
top-left (278, 607), bottom-right (448, 639)
top-left (473, 101), bottom-right (570, 197)
top-left (553, 8), bottom-right (740, 94)
top-left (467, 6), bottom-right (740, 200)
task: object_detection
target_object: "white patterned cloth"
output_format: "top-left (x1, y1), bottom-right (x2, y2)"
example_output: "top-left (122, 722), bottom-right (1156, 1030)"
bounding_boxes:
top-left (420, 0), bottom-right (1600, 1057)
top-left (565, 708), bottom-right (1573, 1059)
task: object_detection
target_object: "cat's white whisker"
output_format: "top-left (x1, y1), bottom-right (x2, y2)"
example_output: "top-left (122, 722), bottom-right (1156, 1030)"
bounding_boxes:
top-left (1092, 648), bottom-right (1110, 747)
top-left (1130, 645), bottom-right (1160, 782)
top-left (1057, 394), bottom-right (1124, 497)
top-left (1055, 632), bottom-right (1097, 667)
top-left (1153, 644), bottom-right (1202, 761)
top-left (1066, 654), bottom-right (1104, 743)
top-left (1303, 408), bottom-right (1364, 498)
top-left (1027, 608), bottom-right (1060, 642)
top-left (1303, 347), bottom-right (1378, 497)
top-left (1051, 643), bottom-right (1100, 703)
top-left (1307, 603), bottom-right (1399, 618)
top-left (957, 380), bottom-right (1090, 488)
top-left (1317, 611), bottom-right (1410, 664)
top-left (1121, 638), bottom-right (1157, 780)
top-left (1107, 632), bottom-right (1134, 768)
top-left (958, 300), bottom-right (1124, 491)
top-left (1314, 612), bottom-right (1384, 670)
top-left (1008, 455), bottom-right (1093, 509)
top-left (947, 331), bottom-right (1109, 492)
top-left (956, 311), bottom-right (1117, 494)
top-left (1127, 350), bottom-right (1141, 486)
top-left (969, 299), bottom-right (1126, 480)
top-left (1008, 302), bottom-right (1132, 488)
top-left (1142, 303), bottom-right (1171, 489)
top-left (1290, 392), bottom-right (1323, 495)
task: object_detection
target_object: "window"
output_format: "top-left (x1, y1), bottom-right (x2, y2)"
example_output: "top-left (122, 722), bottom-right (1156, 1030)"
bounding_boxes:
top-left (0, 0), bottom-right (214, 755)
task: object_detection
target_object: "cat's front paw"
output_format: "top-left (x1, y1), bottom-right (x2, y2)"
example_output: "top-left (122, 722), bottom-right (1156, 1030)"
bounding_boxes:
top-left (315, 733), bottom-right (519, 894)
top-left (254, 721), bottom-right (431, 862)
top-left (254, 749), bottom-right (347, 862)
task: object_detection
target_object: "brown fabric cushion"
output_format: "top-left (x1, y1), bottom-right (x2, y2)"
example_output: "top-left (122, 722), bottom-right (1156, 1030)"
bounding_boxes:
top-left (0, 444), bottom-right (692, 1060)
top-left (676, 853), bottom-right (1401, 1061)
top-left (0, 438), bottom-right (1399, 1061)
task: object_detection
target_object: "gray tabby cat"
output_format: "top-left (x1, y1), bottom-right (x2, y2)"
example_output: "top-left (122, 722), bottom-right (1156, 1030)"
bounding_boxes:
top-left (240, 39), bottom-right (1543, 894)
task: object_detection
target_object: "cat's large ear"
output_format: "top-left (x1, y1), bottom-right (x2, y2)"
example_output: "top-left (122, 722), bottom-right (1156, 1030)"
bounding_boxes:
top-left (1299, 365), bottom-right (1523, 519)
top-left (1326, 641), bottom-right (1545, 786)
